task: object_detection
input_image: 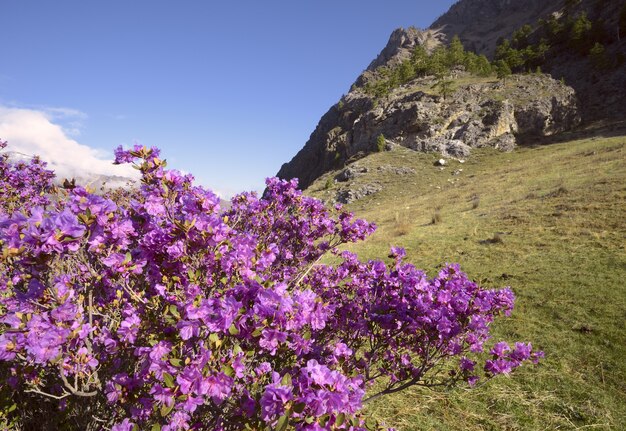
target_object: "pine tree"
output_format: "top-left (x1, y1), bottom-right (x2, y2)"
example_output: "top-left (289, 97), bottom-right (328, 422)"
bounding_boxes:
top-left (511, 24), bottom-right (533, 49)
top-left (589, 42), bottom-right (609, 69)
top-left (570, 12), bottom-right (592, 52)
top-left (495, 60), bottom-right (512, 83)
top-left (475, 55), bottom-right (493, 76)
top-left (398, 60), bottom-right (415, 84)
top-left (447, 35), bottom-right (465, 67)
top-left (411, 45), bottom-right (429, 75)
top-left (428, 46), bottom-right (449, 76)
top-left (495, 39), bottom-right (524, 71)
top-left (431, 73), bottom-right (454, 100)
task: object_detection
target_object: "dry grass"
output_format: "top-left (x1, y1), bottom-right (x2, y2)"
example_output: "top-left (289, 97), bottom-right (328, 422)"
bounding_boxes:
top-left (393, 211), bottom-right (413, 236)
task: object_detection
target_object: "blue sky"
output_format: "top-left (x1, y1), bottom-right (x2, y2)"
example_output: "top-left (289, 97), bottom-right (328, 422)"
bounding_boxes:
top-left (0, 0), bottom-right (456, 196)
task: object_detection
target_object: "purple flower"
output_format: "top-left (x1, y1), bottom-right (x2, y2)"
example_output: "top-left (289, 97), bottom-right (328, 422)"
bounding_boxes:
top-left (389, 246), bottom-right (406, 259)
top-left (180, 395), bottom-right (204, 413)
top-left (490, 342), bottom-right (511, 358)
top-left (118, 313), bottom-right (141, 344)
top-left (166, 241), bottom-right (185, 258)
top-left (460, 357), bottom-right (475, 372)
top-left (111, 418), bottom-right (134, 431)
top-left (306, 359), bottom-right (332, 386)
top-left (113, 145), bottom-right (136, 164)
top-left (55, 209), bottom-right (86, 239)
top-left (177, 320), bottom-right (199, 340)
top-left (259, 329), bottom-right (287, 355)
top-left (255, 362), bottom-right (272, 375)
top-left (150, 384), bottom-right (174, 407)
top-left (167, 411), bottom-right (191, 430)
top-left (198, 373), bottom-right (233, 403)
top-left (485, 359), bottom-right (513, 375)
top-left (0, 335), bottom-right (17, 360)
top-left (149, 341), bottom-right (172, 362)
top-left (509, 342), bottom-right (532, 362)
top-left (260, 384), bottom-right (292, 421)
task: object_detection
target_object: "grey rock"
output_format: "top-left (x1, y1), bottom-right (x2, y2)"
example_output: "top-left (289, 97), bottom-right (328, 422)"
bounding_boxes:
top-left (335, 183), bottom-right (382, 204)
top-left (490, 133), bottom-right (516, 152)
top-left (335, 165), bottom-right (368, 182)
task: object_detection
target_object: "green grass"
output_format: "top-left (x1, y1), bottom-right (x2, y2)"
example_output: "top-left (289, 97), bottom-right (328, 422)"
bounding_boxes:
top-left (391, 74), bottom-right (498, 98)
top-left (389, 74), bottom-right (555, 106)
top-left (308, 133), bottom-right (626, 430)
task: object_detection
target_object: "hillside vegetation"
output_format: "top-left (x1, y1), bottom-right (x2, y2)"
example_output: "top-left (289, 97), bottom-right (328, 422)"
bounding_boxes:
top-left (307, 128), bottom-right (626, 430)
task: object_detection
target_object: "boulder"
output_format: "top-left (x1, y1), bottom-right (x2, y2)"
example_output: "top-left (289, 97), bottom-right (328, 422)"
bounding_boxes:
top-left (335, 183), bottom-right (382, 204)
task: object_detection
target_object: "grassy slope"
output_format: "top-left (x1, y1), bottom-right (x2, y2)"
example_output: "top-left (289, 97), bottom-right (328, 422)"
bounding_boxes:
top-left (307, 132), bottom-right (626, 430)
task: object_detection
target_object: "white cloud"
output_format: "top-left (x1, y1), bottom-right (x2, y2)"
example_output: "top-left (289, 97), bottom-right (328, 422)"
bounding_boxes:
top-left (0, 105), bottom-right (138, 183)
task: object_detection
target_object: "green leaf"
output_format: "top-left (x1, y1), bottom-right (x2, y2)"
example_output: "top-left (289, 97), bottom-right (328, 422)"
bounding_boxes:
top-left (335, 413), bottom-right (346, 427)
top-left (281, 373), bottom-right (292, 386)
top-left (169, 305), bottom-right (180, 319)
top-left (169, 358), bottom-right (182, 367)
top-left (293, 402), bottom-right (306, 414)
top-left (162, 372), bottom-right (175, 388)
top-left (151, 425), bottom-right (162, 431)
top-left (365, 417), bottom-right (378, 430)
top-left (228, 323), bottom-right (240, 336)
top-left (187, 269), bottom-right (196, 281)
top-left (276, 414), bottom-right (289, 431)
top-left (160, 403), bottom-right (173, 417)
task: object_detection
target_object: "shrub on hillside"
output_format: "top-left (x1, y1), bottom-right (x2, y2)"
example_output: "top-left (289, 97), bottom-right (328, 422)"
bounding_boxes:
top-left (0, 140), bottom-right (542, 430)
top-left (376, 134), bottom-right (386, 152)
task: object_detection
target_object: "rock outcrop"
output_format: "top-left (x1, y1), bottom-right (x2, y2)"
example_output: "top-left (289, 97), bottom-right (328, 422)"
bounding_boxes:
top-left (278, 72), bottom-right (579, 190)
top-left (430, 0), bottom-right (561, 57)
top-left (355, 27), bottom-right (446, 87)
top-left (432, 0), bottom-right (626, 121)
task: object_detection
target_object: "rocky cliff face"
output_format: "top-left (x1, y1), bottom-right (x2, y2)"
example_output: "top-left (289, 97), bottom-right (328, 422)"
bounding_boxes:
top-left (278, 0), bottom-right (625, 190)
top-left (355, 27), bottom-right (445, 86)
top-left (430, 0), bottom-right (561, 56)
top-left (433, 0), bottom-right (626, 121)
top-left (277, 71), bottom-right (579, 189)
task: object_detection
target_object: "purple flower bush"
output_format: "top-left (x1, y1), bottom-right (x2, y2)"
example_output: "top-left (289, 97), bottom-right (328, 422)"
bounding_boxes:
top-left (0, 141), bottom-right (542, 430)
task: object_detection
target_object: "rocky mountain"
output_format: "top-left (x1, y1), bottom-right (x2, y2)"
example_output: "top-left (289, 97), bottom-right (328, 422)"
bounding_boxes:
top-left (277, 0), bottom-right (626, 190)
top-left (432, 0), bottom-right (626, 121)
top-left (430, 0), bottom-right (561, 57)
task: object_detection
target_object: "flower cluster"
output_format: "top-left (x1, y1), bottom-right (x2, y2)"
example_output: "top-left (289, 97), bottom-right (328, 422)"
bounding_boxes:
top-left (0, 139), bottom-right (56, 215)
top-left (0, 142), bottom-right (542, 430)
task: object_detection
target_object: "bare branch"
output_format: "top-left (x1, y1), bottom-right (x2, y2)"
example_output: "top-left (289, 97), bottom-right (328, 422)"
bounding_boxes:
top-left (24, 388), bottom-right (71, 400)
top-left (58, 367), bottom-right (98, 397)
